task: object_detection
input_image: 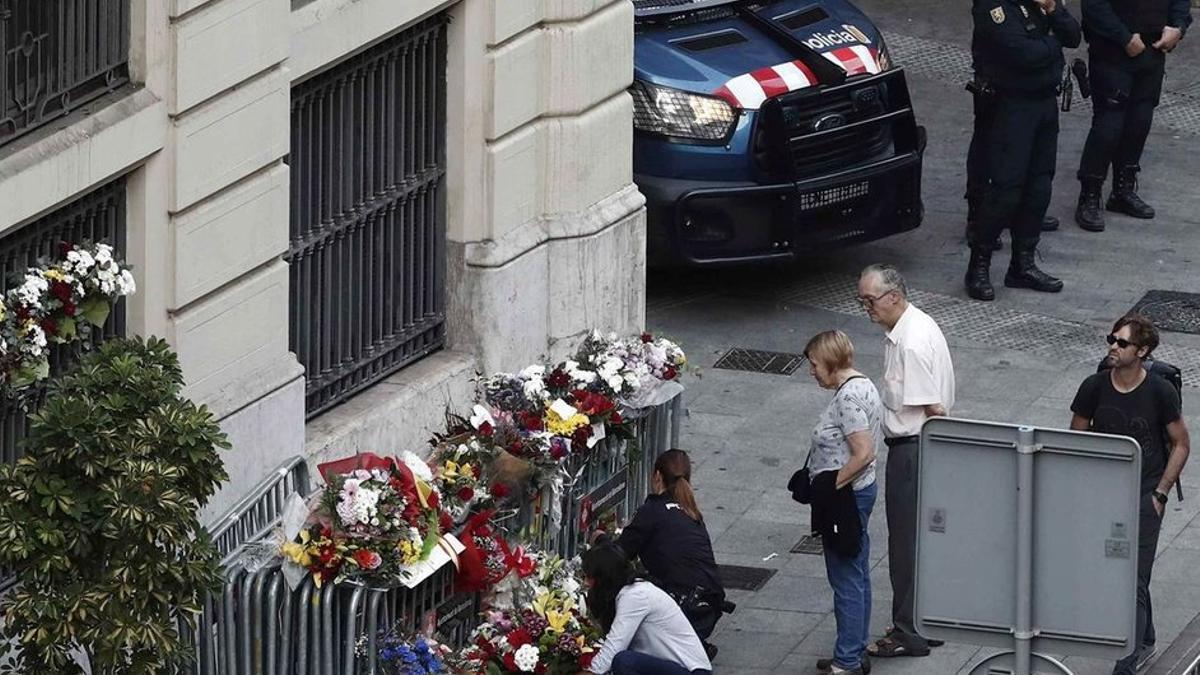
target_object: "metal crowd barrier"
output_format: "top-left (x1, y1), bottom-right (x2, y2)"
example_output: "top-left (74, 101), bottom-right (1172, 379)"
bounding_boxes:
top-left (188, 394), bottom-right (682, 673)
top-left (506, 394), bottom-right (683, 559)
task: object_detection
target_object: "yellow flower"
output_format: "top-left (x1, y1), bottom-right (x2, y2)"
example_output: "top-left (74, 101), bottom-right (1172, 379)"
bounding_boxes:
top-left (440, 460), bottom-right (460, 479)
top-left (281, 541), bottom-right (313, 567)
top-left (460, 463), bottom-right (475, 479)
top-left (0, 299), bottom-right (6, 322)
top-left (398, 539), bottom-right (420, 565)
top-left (546, 609), bottom-right (570, 633)
top-left (43, 268), bottom-right (65, 281)
top-left (544, 409), bottom-right (590, 436)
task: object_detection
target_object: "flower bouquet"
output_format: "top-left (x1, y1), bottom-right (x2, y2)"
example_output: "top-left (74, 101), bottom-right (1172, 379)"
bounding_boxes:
top-left (452, 551), bottom-right (600, 674)
top-left (367, 629), bottom-right (452, 675)
top-left (454, 509), bottom-right (512, 594)
top-left (430, 434), bottom-right (505, 524)
top-left (0, 242), bottom-right (136, 389)
top-left (281, 452), bottom-right (454, 587)
top-left (572, 331), bottom-right (688, 409)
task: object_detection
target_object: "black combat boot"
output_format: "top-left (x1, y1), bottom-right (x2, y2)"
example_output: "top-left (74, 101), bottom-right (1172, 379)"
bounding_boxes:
top-left (964, 246), bottom-right (995, 301)
top-left (1107, 165), bottom-right (1155, 219)
top-left (1005, 239), bottom-right (1063, 293)
top-left (1041, 215), bottom-right (1059, 231)
top-left (1075, 178), bottom-right (1106, 232)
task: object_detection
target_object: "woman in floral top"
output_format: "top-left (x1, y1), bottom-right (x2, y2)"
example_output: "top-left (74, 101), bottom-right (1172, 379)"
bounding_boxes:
top-left (804, 330), bottom-right (883, 675)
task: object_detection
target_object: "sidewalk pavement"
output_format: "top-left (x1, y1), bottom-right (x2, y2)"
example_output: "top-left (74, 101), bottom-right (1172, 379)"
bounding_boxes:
top-left (651, 292), bottom-right (1200, 675)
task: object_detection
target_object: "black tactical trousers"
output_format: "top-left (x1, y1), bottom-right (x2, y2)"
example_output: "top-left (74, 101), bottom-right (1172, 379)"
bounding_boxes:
top-left (966, 88), bottom-right (994, 204)
top-left (974, 93), bottom-right (1059, 248)
top-left (1077, 49), bottom-right (1166, 181)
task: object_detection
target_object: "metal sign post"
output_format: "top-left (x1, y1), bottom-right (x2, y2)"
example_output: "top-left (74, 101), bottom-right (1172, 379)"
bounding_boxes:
top-left (915, 418), bottom-right (1142, 675)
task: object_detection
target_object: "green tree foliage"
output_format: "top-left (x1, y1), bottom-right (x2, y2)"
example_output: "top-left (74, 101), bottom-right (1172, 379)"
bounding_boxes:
top-left (0, 337), bottom-right (230, 674)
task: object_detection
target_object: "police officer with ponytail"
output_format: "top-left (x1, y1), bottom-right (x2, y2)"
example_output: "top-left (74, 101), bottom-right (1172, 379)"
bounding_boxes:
top-left (1073, 0), bottom-right (1191, 232)
top-left (616, 449), bottom-right (726, 658)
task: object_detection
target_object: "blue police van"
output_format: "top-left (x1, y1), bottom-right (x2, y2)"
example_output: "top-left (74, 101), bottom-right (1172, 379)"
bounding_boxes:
top-left (633, 0), bottom-right (926, 265)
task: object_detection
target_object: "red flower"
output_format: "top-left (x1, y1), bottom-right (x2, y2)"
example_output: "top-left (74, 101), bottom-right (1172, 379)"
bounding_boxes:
top-left (550, 443), bottom-right (567, 460)
top-left (640, 332), bottom-right (653, 343)
top-left (664, 366), bottom-right (678, 380)
top-left (572, 390), bottom-right (614, 416)
top-left (535, 662), bottom-right (547, 674)
top-left (479, 422), bottom-right (494, 437)
top-left (571, 426), bottom-right (592, 450)
top-left (439, 510), bottom-right (454, 531)
top-left (579, 652), bottom-right (596, 670)
top-left (427, 490), bottom-right (440, 509)
top-left (50, 281), bottom-right (73, 303)
top-left (352, 549), bottom-right (382, 570)
top-left (457, 486), bottom-right (476, 503)
top-left (491, 482), bottom-right (511, 500)
top-left (62, 301), bottom-right (77, 317)
top-left (547, 368), bottom-right (570, 389)
top-left (509, 546), bottom-right (537, 578)
top-left (506, 628), bottom-right (533, 648)
top-left (503, 652), bottom-right (519, 671)
top-left (611, 411), bottom-right (623, 425)
top-left (516, 410), bottom-right (544, 432)
top-left (40, 319), bottom-right (57, 337)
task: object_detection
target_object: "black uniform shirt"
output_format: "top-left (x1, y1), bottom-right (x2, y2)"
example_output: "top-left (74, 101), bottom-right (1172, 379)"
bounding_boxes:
top-left (973, 0), bottom-right (1082, 94)
top-left (1082, 0), bottom-right (1192, 53)
top-left (616, 493), bottom-right (723, 596)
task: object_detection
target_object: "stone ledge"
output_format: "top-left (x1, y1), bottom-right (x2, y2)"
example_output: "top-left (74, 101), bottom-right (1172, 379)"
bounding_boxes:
top-left (305, 350), bottom-right (478, 463)
top-left (289, 0), bottom-right (455, 83)
top-left (462, 182), bottom-right (645, 269)
top-left (0, 87), bottom-right (166, 236)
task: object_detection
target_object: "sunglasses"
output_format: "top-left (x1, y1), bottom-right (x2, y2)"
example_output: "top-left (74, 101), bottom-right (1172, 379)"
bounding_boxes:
top-left (856, 289), bottom-right (896, 307)
top-left (1106, 334), bottom-right (1139, 349)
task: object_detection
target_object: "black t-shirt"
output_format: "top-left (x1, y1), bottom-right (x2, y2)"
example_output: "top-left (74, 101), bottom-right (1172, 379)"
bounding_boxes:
top-left (616, 493), bottom-right (723, 596)
top-left (1071, 370), bottom-right (1182, 494)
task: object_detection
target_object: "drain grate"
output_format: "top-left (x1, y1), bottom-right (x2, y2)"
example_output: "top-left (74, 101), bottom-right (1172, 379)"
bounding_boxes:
top-left (713, 348), bottom-right (806, 375)
top-left (790, 534), bottom-right (824, 555)
top-left (717, 564), bottom-right (777, 591)
top-left (1129, 291), bottom-right (1200, 336)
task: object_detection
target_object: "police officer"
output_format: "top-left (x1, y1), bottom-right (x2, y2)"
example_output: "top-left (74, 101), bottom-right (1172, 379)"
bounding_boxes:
top-left (965, 0), bottom-right (1080, 302)
top-left (1073, 0), bottom-right (1191, 232)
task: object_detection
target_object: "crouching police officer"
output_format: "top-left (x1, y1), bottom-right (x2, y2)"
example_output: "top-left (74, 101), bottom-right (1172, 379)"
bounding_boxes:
top-left (1074, 0), bottom-right (1191, 232)
top-left (965, 0), bottom-right (1080, 302)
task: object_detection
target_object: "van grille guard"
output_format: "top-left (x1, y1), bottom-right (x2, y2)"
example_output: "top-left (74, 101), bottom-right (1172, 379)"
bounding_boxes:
top-left (756, 68), bottom-right (920, 181)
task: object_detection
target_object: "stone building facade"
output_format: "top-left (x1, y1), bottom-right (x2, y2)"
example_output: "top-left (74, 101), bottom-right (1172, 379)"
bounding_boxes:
top-left (0, 0), bottom-right (644, 519)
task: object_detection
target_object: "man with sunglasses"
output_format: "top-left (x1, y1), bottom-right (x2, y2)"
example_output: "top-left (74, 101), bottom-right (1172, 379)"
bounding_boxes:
top-left (857, 264), bottom-right (955, 660)
top-left (1070, 315), bottom-right (1190, 674)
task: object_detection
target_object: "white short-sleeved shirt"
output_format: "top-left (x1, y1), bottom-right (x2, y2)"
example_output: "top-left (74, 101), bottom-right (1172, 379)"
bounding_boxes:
top-left (807, 376), bottom-right (882, 491)
top-left (882, 304), bottom-right (955, 438)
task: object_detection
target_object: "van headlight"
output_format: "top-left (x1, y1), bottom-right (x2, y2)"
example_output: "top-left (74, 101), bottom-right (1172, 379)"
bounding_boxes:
top-left (875, 34), bottom-right (894, 71)
top-left (630, 81), bottom-right (737, 142)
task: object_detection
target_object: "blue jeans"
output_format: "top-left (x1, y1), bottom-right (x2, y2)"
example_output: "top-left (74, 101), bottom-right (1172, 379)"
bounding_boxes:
top-left (611, 651), bottom-right (711, 675)
top-left (824, 481), bottom-right (877, 670)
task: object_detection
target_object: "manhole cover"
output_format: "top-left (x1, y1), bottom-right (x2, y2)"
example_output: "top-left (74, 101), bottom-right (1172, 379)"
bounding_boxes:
top-left (717, 564), bottom-right (777, 591)
top-left (713, 348), bottom-right (805, 375)
top-left (1130, 291), bottom-right (1200, 335)
top-left (790, 534), bottom-right (823, 555)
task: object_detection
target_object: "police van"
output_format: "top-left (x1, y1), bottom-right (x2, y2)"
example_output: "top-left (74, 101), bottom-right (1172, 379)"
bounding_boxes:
top-left (633, 0), bottom-right (926, 265)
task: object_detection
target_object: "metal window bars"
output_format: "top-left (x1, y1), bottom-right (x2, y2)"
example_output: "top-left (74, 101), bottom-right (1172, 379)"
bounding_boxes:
top-left (286, 14), bottom-right (448, 418)
top-left (0, 176), bottom-right (127, 464)
top-left (0, 0), bottom-right (132, 149)
top-left (186, 394), bottom-right (682, 674)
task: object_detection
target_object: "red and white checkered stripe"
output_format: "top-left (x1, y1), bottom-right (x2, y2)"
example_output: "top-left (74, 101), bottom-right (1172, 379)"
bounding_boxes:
top-left (713, 45), bottom-right (880, 110)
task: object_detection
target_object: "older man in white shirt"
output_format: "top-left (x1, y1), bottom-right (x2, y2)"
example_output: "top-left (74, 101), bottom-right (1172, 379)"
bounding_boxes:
top-left (857, 264), bottom-right (955, 660)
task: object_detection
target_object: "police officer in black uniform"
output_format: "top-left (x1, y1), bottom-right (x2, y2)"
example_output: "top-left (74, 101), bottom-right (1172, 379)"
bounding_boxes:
top-left (965, 60), bottom-right (1060, 250)
top-left (965, 0), bottom-right (1080, 302)
top-left (1073, 0), bottom-right (1191, 232)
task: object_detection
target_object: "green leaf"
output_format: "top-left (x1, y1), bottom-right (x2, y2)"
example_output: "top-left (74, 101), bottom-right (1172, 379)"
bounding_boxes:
top-left (78, 297), bottom-right (112, 328)
top-left (10, 359), bottom-right (50, 389)
top-left (56, 317), bottom-right (77, 341)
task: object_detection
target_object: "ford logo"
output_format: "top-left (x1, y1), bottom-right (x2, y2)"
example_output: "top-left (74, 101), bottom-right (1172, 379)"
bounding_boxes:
top-left (813, 113), bottom-right (848, 132)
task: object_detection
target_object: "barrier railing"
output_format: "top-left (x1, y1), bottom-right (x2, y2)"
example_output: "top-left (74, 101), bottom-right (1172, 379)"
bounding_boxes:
top-left (189, 393), bottom-right (682, 674)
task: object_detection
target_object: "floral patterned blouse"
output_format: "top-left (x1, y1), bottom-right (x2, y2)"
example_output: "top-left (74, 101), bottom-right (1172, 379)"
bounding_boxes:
top-left (806, 376), bottom-right (883, 491)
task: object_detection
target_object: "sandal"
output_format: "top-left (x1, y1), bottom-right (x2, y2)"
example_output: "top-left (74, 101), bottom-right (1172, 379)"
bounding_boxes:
top-left (868, 636), bottom-right (930, 658)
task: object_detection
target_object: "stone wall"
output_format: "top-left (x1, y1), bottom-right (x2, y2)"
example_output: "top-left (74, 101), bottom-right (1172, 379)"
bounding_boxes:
top-left (0, 0), bottom-right (645, 519)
